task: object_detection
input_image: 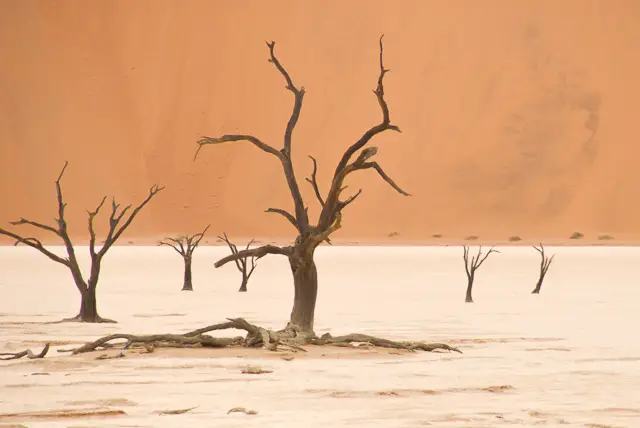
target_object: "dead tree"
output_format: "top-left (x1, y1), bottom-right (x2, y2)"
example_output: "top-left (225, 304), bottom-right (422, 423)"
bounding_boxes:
top-left (158, 225), bottom-right (210, 291)
top-left (462, 246), bottom-right (499, 303)
top-left (0, 161), bottom-right (164, 322)
top-left (532, 243), bottom-right (554, 294)
top-left (66, 36), bottom-right (461, 355)
top-left (193, 35), bottom-right (411, 338)
top-left (218, 233), bottom-right (258, 292)
top-left (0, 343), bottom-right (50, 360)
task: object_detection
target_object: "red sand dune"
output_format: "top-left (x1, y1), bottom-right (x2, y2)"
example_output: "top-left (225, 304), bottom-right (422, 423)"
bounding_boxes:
top-left (1, 1), bottom-right (639, 245)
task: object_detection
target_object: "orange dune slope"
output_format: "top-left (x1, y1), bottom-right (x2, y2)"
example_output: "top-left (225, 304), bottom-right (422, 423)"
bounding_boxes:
top-left (1, 1), bottom-right (639, 245)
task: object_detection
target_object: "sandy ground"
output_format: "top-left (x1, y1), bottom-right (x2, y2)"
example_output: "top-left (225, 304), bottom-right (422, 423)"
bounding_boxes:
top-left (1, 245), bottom-right (639, 427)
top-left (2, 1), bottom-right (640, 244)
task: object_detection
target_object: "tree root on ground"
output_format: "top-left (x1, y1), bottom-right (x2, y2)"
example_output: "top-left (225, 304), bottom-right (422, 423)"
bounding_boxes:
top-left (56, 315), bottom-right (117, 324)
top-left (0, 343), bottom-right (50, 360)
top-left (61, 318), bottom-right (461, 356)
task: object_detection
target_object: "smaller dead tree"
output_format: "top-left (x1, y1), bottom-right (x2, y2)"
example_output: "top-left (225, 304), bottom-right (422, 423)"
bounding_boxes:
top-left (218, 233), bottom-right (258, 292)
top-left (532, 243), bottom-right (555, 294)
top-left (462, 246), bottom-right (499, 303)
top-left (0, 161), bottom-right (164, 323)
top-left (158, 225), bottom-right (210, 291)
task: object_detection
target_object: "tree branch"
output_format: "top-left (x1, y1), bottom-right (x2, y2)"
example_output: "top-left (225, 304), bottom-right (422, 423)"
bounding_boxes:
top-left (98, 184), bottom-right (165, 257)
top-left (158, 239), bottom-right (185, 256)
top-left (188, 224), bottom-right (210, 257)
top-left (8, 218), bottom-right (60, 236)
top-left (265, 208), bottom-right (298, 230)
top-left (265, 41), bottom-right (309, 232)
top-left (475, 246), bottom-right (499, 269)
top-left (0, 228), bottom-right (69, 266)
top-left (348, 161), bottom-right (410, 196)
top-left (88, 196), bottom-right (107, 258)
top-left (330, 34), bottom-right (401, 181)
top-left (218, 233), bottom-right (244, 271)
top-left (318, 35), bottom-right (402, 231)
top-left (266, 40), bottom-right (305, 158)
top-left (305, 155), bottom-right (325, 207)
top-left (215, 244), bottom-right (292, 268)
top-left (195, 135), bottom-right (283, 161)
top-left (53, 161), bottom-right (82, 274)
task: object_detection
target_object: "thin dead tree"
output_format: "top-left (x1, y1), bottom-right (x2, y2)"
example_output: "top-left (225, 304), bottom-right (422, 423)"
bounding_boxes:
top-left (531, 243), bottom-right (554, 294)
top-left (158, 225), bottom-right (210, 291)
top-left (218, 233), bottom-right (258, 292)
top-left (462, 246), bottom-right (499, 303)
top-left (67, 36), bottom-right (462, 355)
top-left (0, 161), bottom-right (164, 322)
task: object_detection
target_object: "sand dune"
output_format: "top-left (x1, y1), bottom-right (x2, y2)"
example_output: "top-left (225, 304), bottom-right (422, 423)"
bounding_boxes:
top-left (2, 0), bottom-right (639, 244)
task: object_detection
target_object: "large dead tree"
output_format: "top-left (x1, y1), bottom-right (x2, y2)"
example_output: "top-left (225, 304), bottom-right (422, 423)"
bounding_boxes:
top-left (194, 35), bottom-right (410, 339)
top-left (0, 161), bottom-right (164, 322)
top-left (66, 36), bottom-right (461, 356)
top-left (218, 233), bottom-right (258, 292)
top-left (158, 225), bottom-right (210, 291)
top-left (531, 244), bottom-right (554, 294)
top-left (462, 246), bottom-right (499, 303)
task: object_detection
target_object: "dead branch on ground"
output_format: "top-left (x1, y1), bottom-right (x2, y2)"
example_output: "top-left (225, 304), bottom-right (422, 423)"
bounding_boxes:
top-left (463, 246), bottom-right (499, 303)
top-left (0, 343), bottom-right (50, 360)
top-left (532, 243), bottom-right (555, 294)
top-left (158, 225), bottom-right (210, 291)
top-left (62, 318), bottom-right (461, 356)
top-left (218, 233), bottom-right (259, 292)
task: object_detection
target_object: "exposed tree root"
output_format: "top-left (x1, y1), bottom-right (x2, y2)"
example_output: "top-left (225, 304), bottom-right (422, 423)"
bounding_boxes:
top-left (57, 315), bottom-right (117, 324)
top-left (0, 343), bottom-right (50, 360)
top-left (64, 318), bottom-right (462, 355)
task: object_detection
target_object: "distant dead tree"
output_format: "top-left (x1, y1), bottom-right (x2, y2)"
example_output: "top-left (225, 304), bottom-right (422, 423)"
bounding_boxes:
top-left (462, 246), bottom-right (499, 303)
top-left (158, 225), bottom-right (210, 291)
top-left (531, 243), bottom-right (554, 294)
top-left (0, 161), bottom-right (164, 323)
top-left (218, 233), bottom-right (258, 292)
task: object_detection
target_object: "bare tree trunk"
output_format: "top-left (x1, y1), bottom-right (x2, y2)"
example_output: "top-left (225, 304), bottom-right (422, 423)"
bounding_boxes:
top-left (532, 277), bottom-right (543, 294)
top-left (289, 255), bottom-right (318, 333)
top-left (238, 272), bottom-right (248, 292)
top-left (465, 276), bottom-right (474, 303)
top-left (183, 257), bottom-right (193, 291)
top-left (78, 286), bottom-right (99, 322)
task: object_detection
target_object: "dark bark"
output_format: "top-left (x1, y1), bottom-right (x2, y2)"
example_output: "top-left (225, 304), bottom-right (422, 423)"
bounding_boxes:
top-left (0, 161), bottom-right (164, 322)
top-left (465, 276), bottom-right (474, 303)
top-left (197, 36), bottom-right (409, 335)
top-left (79, 287), bottom-right (98, 322)
top-left (238, 275), bottom-right (248, 292)
top-left (462, 246), bottom-right (499, 303)
top-left (532, 244), bottom-right (554, 294)
top-left (289, 255), bottom-right (318, 332)
top-left (158, 225), bottom-right (209, 292)
top-left (183, 258), bottom-right (193, 291)
top-left (531, 278), bottom-right (543, 294)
